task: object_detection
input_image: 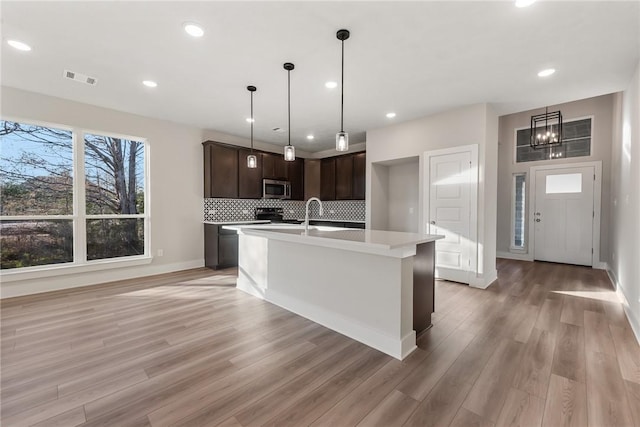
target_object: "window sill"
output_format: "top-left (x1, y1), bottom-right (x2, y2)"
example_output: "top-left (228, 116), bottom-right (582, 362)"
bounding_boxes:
top-left (0, 256), bottom-right (153, 283)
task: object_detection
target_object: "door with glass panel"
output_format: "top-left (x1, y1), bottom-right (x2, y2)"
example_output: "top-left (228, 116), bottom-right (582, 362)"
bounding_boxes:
top-left (533, 166), bottom-right (594, 266)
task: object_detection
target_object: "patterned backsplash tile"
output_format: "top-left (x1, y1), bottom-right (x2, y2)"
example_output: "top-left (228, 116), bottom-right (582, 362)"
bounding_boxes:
top-left (204, 198), bottom-right (365, 222)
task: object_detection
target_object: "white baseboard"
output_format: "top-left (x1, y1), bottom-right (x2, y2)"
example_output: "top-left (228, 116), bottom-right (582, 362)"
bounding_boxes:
top-left (496, 251), bottom-right (532, 261)
top-left (0, 259), bottom-right (205, 299)
top-left (593, 261), bottom-right (608, 270)
top-left (469, 268), bottom-right (498, 289)
top-left (606, 266), bottom-right (640, 346)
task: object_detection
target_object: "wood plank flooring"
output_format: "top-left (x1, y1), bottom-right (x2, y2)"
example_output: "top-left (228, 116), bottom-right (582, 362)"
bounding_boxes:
top-left (1, 259), bottom-right (639, 426)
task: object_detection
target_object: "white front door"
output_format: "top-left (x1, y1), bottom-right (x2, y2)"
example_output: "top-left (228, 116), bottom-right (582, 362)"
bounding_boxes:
top-left (533, 166), bottom-right (594, 266)
top-left (428, 151), bottom-right (472, 283)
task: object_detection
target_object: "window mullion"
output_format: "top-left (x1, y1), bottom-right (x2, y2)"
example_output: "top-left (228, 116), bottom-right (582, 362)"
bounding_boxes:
top-left (74, 130), bottom-right (87, 264)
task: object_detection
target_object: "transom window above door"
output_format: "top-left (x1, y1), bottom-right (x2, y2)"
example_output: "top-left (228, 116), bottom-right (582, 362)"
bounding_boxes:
top-left (516, 118), bottom-right (592, 163)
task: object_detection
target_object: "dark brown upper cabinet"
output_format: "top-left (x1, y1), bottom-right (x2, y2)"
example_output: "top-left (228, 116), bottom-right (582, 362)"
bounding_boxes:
top-left (332, 152), bottom-right (366, 200)
top-left (304, 159), bottom-right (321, 200)
top-left (320, 157), bottom-right (336, 201)
top-left (262, 152), bottom-right (288, 180)
top-left (335, 155), bottom-right (354, 200)
top-left (287, 158), bottom-right (305, 200)
top-left (238, 148), bottom-right (263, 199)
top-left (203, 141), bottom-right (238, 198)
top-left (352, 152), bottom-right (366, 200)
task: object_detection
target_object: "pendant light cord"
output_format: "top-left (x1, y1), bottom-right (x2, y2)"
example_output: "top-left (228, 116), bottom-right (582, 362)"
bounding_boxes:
top-left (287, 68), bottom-right (291, 147)
top-left (250, 91), bottom-right (254, 154)
top-left (340, 38), bottom-right (344, 133)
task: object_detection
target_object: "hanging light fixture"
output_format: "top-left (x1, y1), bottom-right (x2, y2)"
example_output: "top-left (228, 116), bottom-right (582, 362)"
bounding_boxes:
top-left (246, 85), bottom-right (257, 168)
top-left (336, 29), bottom-right (350, 152)
top-left (283, 62), bottom-right (296, 161)
top-left (530, 106), bottom-right (563, 150)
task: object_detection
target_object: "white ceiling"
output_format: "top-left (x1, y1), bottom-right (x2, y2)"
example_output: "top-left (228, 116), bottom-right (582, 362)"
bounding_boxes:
top-left (2, 1), bottom-right (639, 152)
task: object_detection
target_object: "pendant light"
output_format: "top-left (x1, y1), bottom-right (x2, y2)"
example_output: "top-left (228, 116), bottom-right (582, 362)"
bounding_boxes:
top-left (283, 62), bottom-right (296, 161)
top-left (336, 29), bottom-right (350, 152)
top-left (530, 106), bottom-right (563, 150)
top-left (246, 85), bottom-right (257, 168)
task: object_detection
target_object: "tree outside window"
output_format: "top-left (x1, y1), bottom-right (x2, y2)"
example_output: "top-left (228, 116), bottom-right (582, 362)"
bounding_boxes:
top-left (0, 120), bottom-right (147, 270)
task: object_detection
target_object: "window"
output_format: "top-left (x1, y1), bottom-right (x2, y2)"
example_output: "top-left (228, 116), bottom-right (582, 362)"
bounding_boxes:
top-left (511, 173), bottom-right (526, 251)
top-left (1, 120), bottom-right (148, 271)
top-left (516, 118), bottom-right (592, 163)
top-left (545, 173), bottom-right (582, 194)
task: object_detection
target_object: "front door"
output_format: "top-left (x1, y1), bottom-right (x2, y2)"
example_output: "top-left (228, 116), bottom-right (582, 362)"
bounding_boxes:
top-left (534, 166), bottom-right (594, 266)
top-left (428, 151), bottom-right (472, 283)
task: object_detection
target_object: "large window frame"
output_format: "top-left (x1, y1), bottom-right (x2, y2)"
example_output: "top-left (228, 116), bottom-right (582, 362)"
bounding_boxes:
top-left (1, 117), bottom-right (151, 281)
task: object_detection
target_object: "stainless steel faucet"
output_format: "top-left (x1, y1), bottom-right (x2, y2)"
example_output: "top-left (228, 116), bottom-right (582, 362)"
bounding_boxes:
top-left (304, 197), bottom-right (323, 233)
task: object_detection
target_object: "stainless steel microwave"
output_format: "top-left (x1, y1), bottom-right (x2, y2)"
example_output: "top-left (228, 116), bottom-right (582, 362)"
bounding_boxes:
top-left (263, 178), bottom-right (291, 199)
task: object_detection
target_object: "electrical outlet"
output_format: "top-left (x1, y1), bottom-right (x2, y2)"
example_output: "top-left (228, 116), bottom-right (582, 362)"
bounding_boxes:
top-left (157, 249), bottom-right (164, 257)
top-left (409, 207), bottom-right (414, 214)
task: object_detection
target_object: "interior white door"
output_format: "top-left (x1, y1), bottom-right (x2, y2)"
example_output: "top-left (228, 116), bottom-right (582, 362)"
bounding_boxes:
top-left (534, 166), bottom-right (594, 266)
top-left (429, 151), bottom-right (471, 283)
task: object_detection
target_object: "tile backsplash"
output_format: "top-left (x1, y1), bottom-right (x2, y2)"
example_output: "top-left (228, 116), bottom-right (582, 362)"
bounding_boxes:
top-left (204, 198), bottom-right (365, 222)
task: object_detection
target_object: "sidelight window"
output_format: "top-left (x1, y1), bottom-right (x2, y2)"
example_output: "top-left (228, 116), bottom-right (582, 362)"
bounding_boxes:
top-left (511, 173), bottom-right (526, 251)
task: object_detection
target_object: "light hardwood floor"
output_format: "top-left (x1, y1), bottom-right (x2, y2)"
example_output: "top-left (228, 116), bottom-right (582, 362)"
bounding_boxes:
top-left (1, 259), bottom-right (639, 426)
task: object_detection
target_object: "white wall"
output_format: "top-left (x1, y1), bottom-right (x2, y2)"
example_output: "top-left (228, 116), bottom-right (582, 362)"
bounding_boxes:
top-left (1, 86), bottom-right (205, 297)
top-left (388, 161), bottom-right (419, 233)
top-left (496, 94), bottom-right (615, 261)
top-left (609, 61), bottom-right (640, 340)
top-left (366, 103), bottom-right (499, 287)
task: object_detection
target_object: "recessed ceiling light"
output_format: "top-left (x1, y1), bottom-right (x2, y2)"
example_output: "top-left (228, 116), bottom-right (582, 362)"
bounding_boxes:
top-left (306, 134), bottom-right (314, 140)
top-left (537, 68), bottom-right (556, 77)
top-left (325, 81), bottom-right (338, 89)
top-left (7, 40), bottom-right (31, 51)
top-left (183, 23), bottom-right (204, 38)
top-left (246, 118), bottom-right (254, 123)
top-left (386, 112), bottom-right (396, 118)
top-left (142, 80), bottom-right (158, 88)
top-left (515, 0), bottom-right (535, 7)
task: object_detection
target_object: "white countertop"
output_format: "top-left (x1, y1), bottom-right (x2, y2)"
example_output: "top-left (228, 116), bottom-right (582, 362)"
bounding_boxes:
top-left (225, 224), bottom-right (443, 255)
top-left (297, 218), bottom-right (366, 224)
top-left (204, 220), bottom-right (270, 225)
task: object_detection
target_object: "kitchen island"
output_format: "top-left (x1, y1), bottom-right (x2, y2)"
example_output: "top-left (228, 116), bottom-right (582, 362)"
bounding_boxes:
top-left (225, 225), bottom-right (443, 360)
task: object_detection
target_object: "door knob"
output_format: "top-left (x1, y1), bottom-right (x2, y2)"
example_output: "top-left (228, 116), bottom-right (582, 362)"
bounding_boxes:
top-left (535, 219), bottom-right (541, 222)
top-left (430, 221), bottom-right (436, 225)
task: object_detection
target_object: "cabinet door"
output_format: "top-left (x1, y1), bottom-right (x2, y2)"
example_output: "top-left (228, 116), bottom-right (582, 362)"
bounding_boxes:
top-left (204, 142), bottom-right (238, 198)
top-left (238, 149), bottom-right (263, 199)
top-left (352, 152), bottom-right (366, 200)
top-left (304, 159), bottom-right (321, 200)
top-left (320, 158), bottom-right (336, 201)
top-left (335, 155), bottom-right (353, 200)
top-left (288, 158), bottom-right (305, 200)
top-left (263, 153), bottom-right (288, 179)
top-left (218, 234), bottom-right (238, 268)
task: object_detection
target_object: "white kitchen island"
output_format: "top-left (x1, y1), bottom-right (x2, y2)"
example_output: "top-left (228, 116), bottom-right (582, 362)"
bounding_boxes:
top-left (226, 225), bottom-right (443, 360)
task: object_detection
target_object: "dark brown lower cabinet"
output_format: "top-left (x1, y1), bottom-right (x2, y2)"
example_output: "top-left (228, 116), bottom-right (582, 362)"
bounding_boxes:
top-left (413, 242), bottom-right (435, 335)
top-left (205, 224), bottom-right (238, 269)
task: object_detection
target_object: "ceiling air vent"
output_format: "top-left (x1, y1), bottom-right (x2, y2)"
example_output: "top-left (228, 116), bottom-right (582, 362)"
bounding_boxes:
top-left (63, 69), bottom-right (98, 86)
